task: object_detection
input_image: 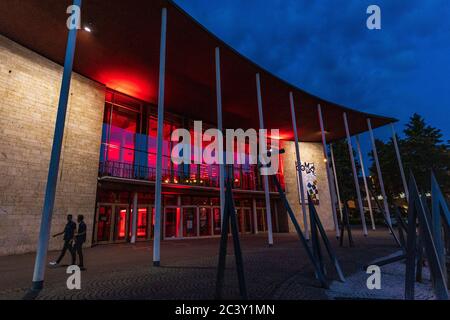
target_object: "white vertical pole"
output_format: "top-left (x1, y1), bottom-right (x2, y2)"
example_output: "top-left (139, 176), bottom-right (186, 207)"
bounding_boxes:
top-left (256, 73), bottom-right (274, 246)
top-left (317, 104), bottom-right (340, 237)
top-left (153, 7), bottom-right (167, 267)
top-left (329, 143), bottom-right (343, 221)
top-left (355, 135), bottom-right (376, 230)
top-left (131, 192), bottom-right (138, 243)
top-left (252, 198), bottom-right (258, 234)
top-left (289, 92), bottom-right (309, 240)
top-left (31, 0), bottom-right (82, 290)
top-left (391, 123), bottom-right (409, 201)
top-left (343, 113), bottom-right (368, 236)
top-left (215, 47), bottom-right (226, 220)
top-left (367, 118), bottom-right (392, 226)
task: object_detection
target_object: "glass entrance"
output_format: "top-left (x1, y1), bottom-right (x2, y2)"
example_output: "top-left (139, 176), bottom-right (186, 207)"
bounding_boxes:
top-left (236, 207), bottom-right (252, 233)
top-left (129, 207), bottom-right (154, 240)
top-left (243, 208), bottom-right (252, 233)
top-left (96, 205), bottom-right (113, 242)
top-left (164, 207), bottom-right (180, 239)
top-left (114, 205), bottom-right (129, 241)
top-left (199, 207), bottom-right (212, 236)
top-left (129, 208), bottom-right (148, 239)
top-left (256, 208), bottom-right (268, 232)
top-left (182, 207), bottom-right (198, 237)
top-left (95, 203), bottom-right (155, 243)
top-left (236, 208), bottom-right (243, 233)
top-left (236, 207), bottom-right (253, 233)
top-left (212, 207), bottom-right (221, 235)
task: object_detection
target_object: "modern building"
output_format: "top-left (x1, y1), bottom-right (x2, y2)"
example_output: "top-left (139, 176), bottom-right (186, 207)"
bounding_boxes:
top-left (0, 0), bottom-right (395, 256)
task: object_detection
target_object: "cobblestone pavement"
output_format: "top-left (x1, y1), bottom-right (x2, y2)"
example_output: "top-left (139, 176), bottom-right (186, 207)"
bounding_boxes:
top-left (0, 230), bottom-right (400, 300)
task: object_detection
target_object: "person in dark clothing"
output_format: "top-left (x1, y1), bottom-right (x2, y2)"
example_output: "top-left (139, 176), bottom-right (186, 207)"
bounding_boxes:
top-left (73, 215), bottom-right (87, 270)
top-left (49, 214), bottom-right (76, 266)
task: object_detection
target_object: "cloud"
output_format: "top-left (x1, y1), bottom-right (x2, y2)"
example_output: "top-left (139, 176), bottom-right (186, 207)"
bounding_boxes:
top-left (174, 0), bottom-right (450, 139)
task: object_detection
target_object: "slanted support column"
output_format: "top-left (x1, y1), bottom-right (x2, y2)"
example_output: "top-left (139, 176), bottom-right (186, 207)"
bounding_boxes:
top-left (355, 135), bottom-right (376, 230)
top-left (329, 143), bottom-right (344, 221)
top-left (256, 73), bottom-right (274, 246)
top-left (131, 192), bottom-right (138, 243)
top-left (317, 104), bottom-right (340, 237)
top-left (153, 7), bottom-right (168, 267)
top-left (31, 0), bottom-right (82, 290)
top-left (215, 47), bottom-right (226, 220)
top-left (343, 113), bottom-right (368, 236)
top-left (289, 92), bottom-right (309, 240)
top-left (367, 118), bottom-right (392, 226)
top-left (391, 123), bottom-right (409, 201)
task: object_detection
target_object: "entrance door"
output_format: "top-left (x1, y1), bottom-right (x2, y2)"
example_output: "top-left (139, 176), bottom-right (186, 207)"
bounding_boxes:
top-left (199, 207), bottom-right (212, 236)
top-left (182, 207), bottom-right (198, 238)
top-left (256, 208), bottom-right (268, 232)
top-left (236, 207), bottom-right (252, 233)
top-left (164, 207), bottom-right (180, 239)
top-left (96, 205), bottom-right (113, 243)
top-left (212, 207), bottom-right (221, 235)
top-left (114, 205), bottom-right (129, 242)
top-left (135, 208), bottom-right (148, 239)
top-left (243, 208), bottom-right (252, 233)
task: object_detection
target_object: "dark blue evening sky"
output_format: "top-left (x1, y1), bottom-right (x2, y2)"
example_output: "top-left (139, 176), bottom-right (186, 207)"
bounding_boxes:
top-left (174, 0), bottom-right (450, 146)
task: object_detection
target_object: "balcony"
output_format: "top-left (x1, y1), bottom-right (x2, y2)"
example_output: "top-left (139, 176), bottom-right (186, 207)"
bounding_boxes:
top-left (98, 160), bottom-right (284, 192)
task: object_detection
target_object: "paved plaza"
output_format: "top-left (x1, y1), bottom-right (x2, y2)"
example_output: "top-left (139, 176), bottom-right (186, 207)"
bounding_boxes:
top-left (0, 230), bottom-right (403, 300)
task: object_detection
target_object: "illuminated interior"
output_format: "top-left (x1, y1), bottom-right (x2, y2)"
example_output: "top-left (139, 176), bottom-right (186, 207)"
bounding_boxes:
top-left (99, 90), bottom-right (285, 191)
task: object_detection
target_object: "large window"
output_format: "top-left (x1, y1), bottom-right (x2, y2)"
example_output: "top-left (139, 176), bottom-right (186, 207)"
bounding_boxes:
top-left (98, 89), bottom-right (284, 191)
top-left (100, 91), bottom-right (141, 178)
top-left (108, 107), bottom-right (138, 164)
top-left (148, 117), bottom-right (179, 180)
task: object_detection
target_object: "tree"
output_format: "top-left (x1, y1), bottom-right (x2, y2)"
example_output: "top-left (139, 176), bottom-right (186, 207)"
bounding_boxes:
top-left (369, 113), bottom-right (450, 200)
top-left (402, 113), bottom-right (450, 193)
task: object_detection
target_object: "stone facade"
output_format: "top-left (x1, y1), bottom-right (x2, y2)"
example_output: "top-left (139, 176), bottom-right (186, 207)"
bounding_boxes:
top-left (0, 35), bottom-right (105, 256)
top-left (281, 141), bottom-right (335, 232)
top-left (0, 33), bottom-right (335, 256)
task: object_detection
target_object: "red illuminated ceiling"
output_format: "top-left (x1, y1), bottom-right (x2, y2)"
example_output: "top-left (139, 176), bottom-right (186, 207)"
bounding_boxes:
top-left (0, 0), bottom-right (396, 142)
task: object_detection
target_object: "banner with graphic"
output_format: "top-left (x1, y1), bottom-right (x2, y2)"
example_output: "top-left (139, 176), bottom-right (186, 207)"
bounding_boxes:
top-left (296, 162), bottom-right (319, 205)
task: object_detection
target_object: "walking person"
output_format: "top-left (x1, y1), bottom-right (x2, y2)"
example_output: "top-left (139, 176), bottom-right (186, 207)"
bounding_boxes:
top-left (74, 215), bottom-right (87, 270)
top-left (49, 214), bottom-right (76, 266)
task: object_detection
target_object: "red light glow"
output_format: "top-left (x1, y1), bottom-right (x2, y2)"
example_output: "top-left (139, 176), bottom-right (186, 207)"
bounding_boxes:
top-left (137, 208), bottom-right (147, 237)
top-left (268, 132), bottom-right (290, 140)
top-left (97, 69), bottom-right (157, 103)
top-left (119, 209), bottom-right (127, 238)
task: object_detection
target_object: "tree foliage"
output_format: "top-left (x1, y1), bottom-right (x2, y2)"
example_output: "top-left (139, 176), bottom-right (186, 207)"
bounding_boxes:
top-left (369, 113), bottom-right (450, 199)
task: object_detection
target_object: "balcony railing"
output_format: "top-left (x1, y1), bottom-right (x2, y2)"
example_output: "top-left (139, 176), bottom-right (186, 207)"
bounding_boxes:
top-left (98, 160), bottom-right (284, 192)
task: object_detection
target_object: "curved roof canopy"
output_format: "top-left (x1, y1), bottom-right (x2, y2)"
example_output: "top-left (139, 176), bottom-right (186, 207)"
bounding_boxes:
top-left (0, 0), bottom-right (395, 142)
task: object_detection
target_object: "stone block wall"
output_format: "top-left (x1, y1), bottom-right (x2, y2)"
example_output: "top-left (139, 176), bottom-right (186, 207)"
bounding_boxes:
top-left (0, 35), bottom-right (105, 256)
top-left (281, 141), bottom-right (335, 232)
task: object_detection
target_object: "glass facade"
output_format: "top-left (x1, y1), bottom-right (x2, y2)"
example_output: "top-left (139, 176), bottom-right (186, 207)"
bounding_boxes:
top-left (98, 90), bottom-right (285, 191)
top-left (94, 89), bottom-right (284, 243)
top-left (94, 191), bottom-right (279, 243)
